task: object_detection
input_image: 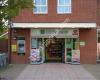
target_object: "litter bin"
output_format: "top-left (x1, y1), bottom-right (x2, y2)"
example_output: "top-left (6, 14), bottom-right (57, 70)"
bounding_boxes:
top-left (0, 53), bottom-right (7, 68)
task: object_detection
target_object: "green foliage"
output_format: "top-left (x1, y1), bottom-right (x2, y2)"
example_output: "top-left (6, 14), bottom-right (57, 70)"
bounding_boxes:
top-left (7, 0), bottom-right (33, 18)
top-left (0, 0), bottom-right (34, 32)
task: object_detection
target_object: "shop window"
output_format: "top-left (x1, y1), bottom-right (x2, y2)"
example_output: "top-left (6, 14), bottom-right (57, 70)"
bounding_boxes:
top-left (73, 38), bottom-right (79, 50)
top-left (31, 38), bottom-right (38, 48)
top-left (17, 37), bottom-right (25, 56)
top-left (40, 29), bottom-right (45, 34)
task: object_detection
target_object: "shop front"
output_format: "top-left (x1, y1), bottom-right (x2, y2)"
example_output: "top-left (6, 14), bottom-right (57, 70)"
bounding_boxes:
top-left (30, 29), bottom-right (80, 64)
top-left (11, 23), bottom-right (96, 64)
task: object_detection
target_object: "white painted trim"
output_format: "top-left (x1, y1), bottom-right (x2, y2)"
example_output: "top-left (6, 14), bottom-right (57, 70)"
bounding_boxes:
top-left (12, 23), bottom-right (96, 28)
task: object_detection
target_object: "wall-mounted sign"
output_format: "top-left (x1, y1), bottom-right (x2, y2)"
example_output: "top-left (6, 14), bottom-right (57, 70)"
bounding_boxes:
top-left (72, 29), bottom-right (79, 35)
top-left (11, 45), bottom-right (17, 52)
top-left (80, 41), bottom-right (85, 46)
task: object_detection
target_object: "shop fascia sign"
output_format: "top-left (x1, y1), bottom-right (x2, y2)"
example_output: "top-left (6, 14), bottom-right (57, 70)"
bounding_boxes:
top-left (31, 29), bottom-right (79, 37)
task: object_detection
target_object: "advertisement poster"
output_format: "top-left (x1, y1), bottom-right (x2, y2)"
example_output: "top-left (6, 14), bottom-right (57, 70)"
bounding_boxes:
top-left (11, 45), bottom-right (17, 52)
top-left (71, 50), bottom-right (80, 64)
top-left (97, 43), bottom-right (100, 60)
top-left (30, 49), bottom-right (40, 64)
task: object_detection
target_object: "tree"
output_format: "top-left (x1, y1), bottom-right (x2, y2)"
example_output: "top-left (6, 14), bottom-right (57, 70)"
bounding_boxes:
top-left (0, 0), bottom-right (33, 63)
top-left (0, 0), bottom-right (33, 32)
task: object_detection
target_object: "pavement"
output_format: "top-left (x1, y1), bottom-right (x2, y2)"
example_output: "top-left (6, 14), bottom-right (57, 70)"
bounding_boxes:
top-left (0, 63), bottom-right (99, 80)
top-left (83, 64), bottom-right (100, 80)
top-left (0, 64), bottom-right (27, 80)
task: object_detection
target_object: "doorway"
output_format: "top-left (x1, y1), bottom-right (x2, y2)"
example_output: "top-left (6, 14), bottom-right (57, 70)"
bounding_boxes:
top-left (44, 38), bottom-right (65, 62)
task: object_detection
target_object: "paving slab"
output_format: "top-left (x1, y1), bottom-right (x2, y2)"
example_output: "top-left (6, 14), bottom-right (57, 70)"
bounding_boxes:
top-left (83, 64), bottom-right (100, 80)
top-left (15, 63), bottom-right (97, 80)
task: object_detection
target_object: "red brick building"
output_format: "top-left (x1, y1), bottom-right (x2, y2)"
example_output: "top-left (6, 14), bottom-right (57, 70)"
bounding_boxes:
top-left (9, 0), bottom-right (98, 64)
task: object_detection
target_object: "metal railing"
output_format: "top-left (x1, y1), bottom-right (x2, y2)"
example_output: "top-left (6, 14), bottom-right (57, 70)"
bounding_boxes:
top-left (0, 53), bottom-right (7, 68)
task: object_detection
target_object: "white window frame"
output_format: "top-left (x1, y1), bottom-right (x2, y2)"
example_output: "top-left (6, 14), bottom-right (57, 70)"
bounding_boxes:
top-left (33, 0), bottom-right (48, 14)
top-left (57, 0), bottom-right (72, 14)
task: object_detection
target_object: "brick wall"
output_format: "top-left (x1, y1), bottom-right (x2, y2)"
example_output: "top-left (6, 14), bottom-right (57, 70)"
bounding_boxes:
top-left (97, 0), bottom-right (100, 28)
top-left (11, 29), bottom-right (30, 64)
top-left (12, 0), bottom-right (97, 23)
top-left (79, 29), bottom-right (97, 64)
top-left (0, 39), bottom-right (8, 53)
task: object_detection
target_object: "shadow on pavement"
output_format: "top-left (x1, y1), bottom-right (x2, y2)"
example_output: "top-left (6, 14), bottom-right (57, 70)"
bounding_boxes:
top-left (83, 64), bottom-right (100, 80)
top-left (0, 64), bottom-right (28, 80)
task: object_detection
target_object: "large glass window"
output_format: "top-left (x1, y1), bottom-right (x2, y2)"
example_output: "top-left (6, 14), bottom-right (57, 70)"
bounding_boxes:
top-left (57, 0), bottom-right (72, 14)
top-left (34, 0), bottom-right (48, 14)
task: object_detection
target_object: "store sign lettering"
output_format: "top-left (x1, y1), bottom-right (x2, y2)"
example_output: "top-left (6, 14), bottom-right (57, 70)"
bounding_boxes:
top-left (31, 29), bottom-right (79, 37)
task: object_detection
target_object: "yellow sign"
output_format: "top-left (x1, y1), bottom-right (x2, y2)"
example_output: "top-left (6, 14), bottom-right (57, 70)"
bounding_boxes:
top-left (11, 45), bottom-right (17, 52)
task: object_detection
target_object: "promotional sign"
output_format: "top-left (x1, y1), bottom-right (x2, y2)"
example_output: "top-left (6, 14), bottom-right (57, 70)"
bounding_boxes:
top-left (30, 49), bottom-right (40, 64)
top-left (80, 41), bottom-right (85, 47)
top-left (71, 50), bottom-right (80, 64)
top-left (97, 43), bottom-right (100, 60)
top-left (11, 45), bottom-right (17, 52)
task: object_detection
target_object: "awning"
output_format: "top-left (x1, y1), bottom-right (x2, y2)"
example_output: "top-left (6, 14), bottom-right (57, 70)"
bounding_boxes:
top-left (12, 23), bottom-right (96, 28)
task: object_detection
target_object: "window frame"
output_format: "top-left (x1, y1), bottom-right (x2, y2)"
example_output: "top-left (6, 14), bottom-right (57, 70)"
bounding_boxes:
top-left (33, 0), bottom-right (48, 14)
top-left (57, 0), bottom-right (72, 14)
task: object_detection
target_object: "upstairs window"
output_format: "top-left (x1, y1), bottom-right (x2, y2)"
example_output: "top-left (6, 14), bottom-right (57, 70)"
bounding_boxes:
top-left (34, 0), bottom-right (48, 14)
top-left (57, 0), bottom-right (72, 14)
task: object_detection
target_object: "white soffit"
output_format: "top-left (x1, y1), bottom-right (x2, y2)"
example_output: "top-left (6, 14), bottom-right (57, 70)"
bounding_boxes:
top-left (12, 23), bottom-right (96, 28)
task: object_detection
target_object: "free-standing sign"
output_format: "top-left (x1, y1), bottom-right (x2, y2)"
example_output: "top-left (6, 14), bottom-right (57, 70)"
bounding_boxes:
top-left (71, 50), bottom-right (80, 64)
top-left (30, 49), bottom-right (40, 64)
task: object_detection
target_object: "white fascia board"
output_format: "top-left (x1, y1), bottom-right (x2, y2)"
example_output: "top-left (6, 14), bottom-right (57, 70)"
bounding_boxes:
top-left (12, 23), bottom-right (96, 28)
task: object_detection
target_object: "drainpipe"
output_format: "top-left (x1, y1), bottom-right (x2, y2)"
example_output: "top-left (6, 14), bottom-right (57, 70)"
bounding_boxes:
top-left (8, 20), bottom-right (13, 64)
top-left (8, 29), bottom-right (11, 64)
